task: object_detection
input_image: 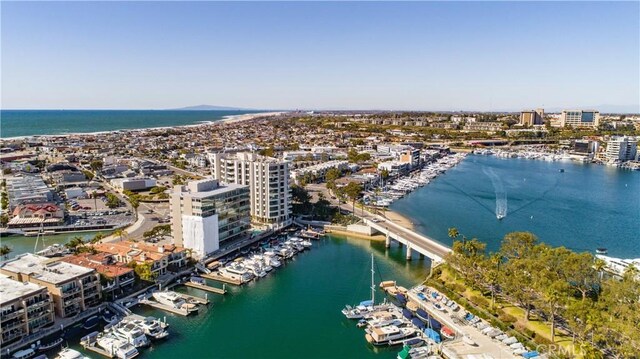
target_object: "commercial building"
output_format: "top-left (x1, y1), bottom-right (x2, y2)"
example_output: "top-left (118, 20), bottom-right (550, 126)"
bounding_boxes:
top-left (462, 122), bottom-right (504, 132)
top-left (208, 152), bottom-right (292, 228)
top-left (5, 175), bottom-right (53, 210)
top-left (559, 110), bottom-right (600, 128)
top-left (520, 109), bottom-right (545, 126)
top-left (399, 149), bottom-right (421, 169)
top-left (171, 179), bottom-right (250, 257)
top-left (110, 177), bottom-right (157, 192)
top-left (0, 254), bottom-right (101, 319)
top-left (8, 203), bottom-right (65, 229)
top-left (0, 275), bottom-right (54, 346)
top-left (605, 136), bottom-right (638, 162)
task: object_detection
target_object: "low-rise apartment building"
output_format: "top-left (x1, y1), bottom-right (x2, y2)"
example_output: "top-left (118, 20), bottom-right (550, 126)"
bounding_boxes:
top-left (0, 254), bottom-right (101, 319)
top-left (0, 275), bottom-right (55, 346)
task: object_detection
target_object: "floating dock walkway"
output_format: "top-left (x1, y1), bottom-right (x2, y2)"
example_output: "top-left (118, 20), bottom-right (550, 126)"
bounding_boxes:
top-left (184, 282), bottom-right (227, 295)
top-left (178, 292), bottom-right (209, 305)
top-left (200, 273), bottom-right (243, 286)
top-left (139, 299), bottom-right (197, 316)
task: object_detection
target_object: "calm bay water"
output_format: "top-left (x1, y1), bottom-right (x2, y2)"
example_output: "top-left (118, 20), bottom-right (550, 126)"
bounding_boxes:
top-left (391, 155), bottom-right (640, 258)
top-left (0, 110), bottom-right (262, 138)
top-left (62, 236), bottom-right (430, 359)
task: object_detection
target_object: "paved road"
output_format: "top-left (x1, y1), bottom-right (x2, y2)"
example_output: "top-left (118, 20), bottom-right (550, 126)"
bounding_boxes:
top-left (306, 183), bottom-right (451, 261)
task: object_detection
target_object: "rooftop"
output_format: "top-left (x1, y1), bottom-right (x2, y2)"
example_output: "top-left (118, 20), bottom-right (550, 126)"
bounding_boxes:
top-left (0, 253), bottom-right (95, 285)
top-left (0, 274), bottom-right (46, 304)
top-left (184, 182), bottom-right (249, 199)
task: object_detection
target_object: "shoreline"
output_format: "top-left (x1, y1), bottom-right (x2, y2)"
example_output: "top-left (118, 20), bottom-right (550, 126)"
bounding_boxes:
top-left (383, 208), bottom-right (416, 231)
top-left (0, 111), bottom-right (286, 141)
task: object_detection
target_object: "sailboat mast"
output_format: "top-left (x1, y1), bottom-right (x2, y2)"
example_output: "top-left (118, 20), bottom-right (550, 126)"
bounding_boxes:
top-left (370, 253), bottom-right (375, 304)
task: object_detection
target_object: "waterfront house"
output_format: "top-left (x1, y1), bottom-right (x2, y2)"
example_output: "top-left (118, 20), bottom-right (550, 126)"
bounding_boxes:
top-left (0, 254), bottom-right (102, 319)
top-left (60, 253), bottom-right (135, 296)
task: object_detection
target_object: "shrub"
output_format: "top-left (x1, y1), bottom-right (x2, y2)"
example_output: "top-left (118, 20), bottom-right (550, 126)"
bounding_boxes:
top-left (498, 311), bottom-right (518, 324)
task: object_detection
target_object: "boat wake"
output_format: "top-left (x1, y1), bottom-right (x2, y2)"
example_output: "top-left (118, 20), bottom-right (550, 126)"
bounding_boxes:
top-left (483, 167), bottom-right (507, 220)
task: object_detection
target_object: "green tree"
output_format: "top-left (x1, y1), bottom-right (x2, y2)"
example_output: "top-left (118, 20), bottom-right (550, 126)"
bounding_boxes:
top-left (0, 244), bottom-right (12, 259)
top-left (343, 181), bottom-right (363, 214)
top-left (113, 228), bottom-right (127, 242)
top-left (90, 160), bottom-right (104, 172)
top-left (133, 262), bottom-right (158, 282)
top-left (90, 232), bottom-right (105, 244)
top-left (105, 193), bottom-right (120, 208)
top-left (65, 236), bottom-right (86, 253)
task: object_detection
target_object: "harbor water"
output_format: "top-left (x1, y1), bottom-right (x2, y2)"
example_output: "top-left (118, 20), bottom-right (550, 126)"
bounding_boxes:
top-left (390, 154), bottom-right (640, 257)
top-left (65, 235), bottom-right (431, 359)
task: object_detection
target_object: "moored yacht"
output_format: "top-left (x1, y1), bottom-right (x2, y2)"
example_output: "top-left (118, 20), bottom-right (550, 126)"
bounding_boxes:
top-left (365, 325), bottom-right (417, 346)
top-left (97, 334), bottom-right (138, 359)
top-left (112, 322), bottom-right (149, 348)
top-left (130, 317), bottom-right (169, 340)
top-left (152, 291), bottom-right (195, 311)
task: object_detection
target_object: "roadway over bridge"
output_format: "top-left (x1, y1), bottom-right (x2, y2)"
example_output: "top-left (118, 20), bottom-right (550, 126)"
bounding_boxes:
top-left (305, 183), bottom-right (452, 264)
top-left (361, 216), bottom-right (451, 264)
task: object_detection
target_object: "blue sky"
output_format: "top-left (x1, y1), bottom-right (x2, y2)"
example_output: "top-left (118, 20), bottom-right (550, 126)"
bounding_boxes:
top-left (2, 1), bottom-right (639, 111)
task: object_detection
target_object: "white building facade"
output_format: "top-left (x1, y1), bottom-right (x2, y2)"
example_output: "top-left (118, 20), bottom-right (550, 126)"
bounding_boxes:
top-left (605, 136), bottom-right (638, 162)
top-left (208, 152), bottom-right (292, 229)
top-left (171, 179), bottom-right (250, 258)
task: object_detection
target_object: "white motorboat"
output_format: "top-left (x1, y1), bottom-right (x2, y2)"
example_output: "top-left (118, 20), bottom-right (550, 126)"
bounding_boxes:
top-left (151, 291), bottom-right (195, 311)
top-left (55, 348), bottom-right (91, 359)
top-left (112, 322), bottom-right (149, 347)
top-left (12, 348), bottom-right (35, 359)
top-left (189, 276), bottom-right (206, 285)
top-left (97, 334), bottom-right (138, 359)
top-left (220, 263), bottom-right (254, 283)
top-left (365, 325), bottom-right (417, 346)
top-left (130, 317), bottom-right (169, 340)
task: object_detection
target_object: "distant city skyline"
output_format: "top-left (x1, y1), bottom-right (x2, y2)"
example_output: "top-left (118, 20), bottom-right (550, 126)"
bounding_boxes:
top-left (2, 1), bottom-right (639, 112)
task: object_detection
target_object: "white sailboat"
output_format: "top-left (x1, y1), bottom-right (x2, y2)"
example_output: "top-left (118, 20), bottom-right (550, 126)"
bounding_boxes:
top-left (341, 253), bottom-right (391, 319)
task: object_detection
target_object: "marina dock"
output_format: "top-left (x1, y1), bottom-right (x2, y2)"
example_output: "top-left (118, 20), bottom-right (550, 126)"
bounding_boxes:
top-left (178, 292), bottom-right (210, 305)
top-left (201, 272), bottom-right (243, 286)
top-left (139, 299), bottom-right (195, 316)
top-left (184, 281), bottom-right (227, 295)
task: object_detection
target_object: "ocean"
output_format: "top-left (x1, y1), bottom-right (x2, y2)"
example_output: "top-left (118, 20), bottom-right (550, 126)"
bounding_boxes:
top-left (0, 110), bottom-right (263, 138)
top-left (390, 154), bottom-right (640, 258)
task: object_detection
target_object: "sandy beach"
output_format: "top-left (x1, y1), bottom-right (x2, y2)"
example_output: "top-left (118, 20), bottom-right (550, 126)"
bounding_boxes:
top-left (0, 111), bottom-right (286, 142)
top-left (383, 208), bottom-right (416, 230)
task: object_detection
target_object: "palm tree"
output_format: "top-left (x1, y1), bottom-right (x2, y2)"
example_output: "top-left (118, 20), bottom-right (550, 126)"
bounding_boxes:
top-left (448, 227), bottom-right (459, 241)
top-left (593, 258), bottom-right (606, 281)
top-left (90, 232), bottom-right (105, 244)
top-left (623, 264), bottom-right (639, 281)
top-left (0, 244), bottom-right (12, 259)
top-left (65, 236), bottom-right (86, 253)
top-left (113, 228), bottom-right (127, 242)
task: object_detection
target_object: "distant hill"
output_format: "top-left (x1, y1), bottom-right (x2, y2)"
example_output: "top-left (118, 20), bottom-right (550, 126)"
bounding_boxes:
top-left (169, 105), bottom-right (253, 111)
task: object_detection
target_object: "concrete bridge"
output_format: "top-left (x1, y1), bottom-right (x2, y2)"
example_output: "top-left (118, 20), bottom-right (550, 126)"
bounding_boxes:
top-left (362, 217), bottom-right (451, 264)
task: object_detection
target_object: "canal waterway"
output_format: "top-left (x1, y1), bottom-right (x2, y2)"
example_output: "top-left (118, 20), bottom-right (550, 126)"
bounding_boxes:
top-left (390, 155), bottom-right (640, 258)
top-left (65, 235), bottom-right (430, 359)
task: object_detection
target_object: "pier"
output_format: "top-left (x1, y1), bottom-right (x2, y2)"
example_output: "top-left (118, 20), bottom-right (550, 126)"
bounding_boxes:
top-left (200, 272), bottom-right (243, 286)
top-left (184, 282), bottom-right (227, 295)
